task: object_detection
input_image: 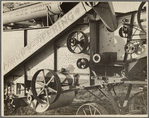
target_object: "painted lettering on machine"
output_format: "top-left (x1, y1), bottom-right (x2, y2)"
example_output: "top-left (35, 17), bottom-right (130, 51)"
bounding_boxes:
top-left (9, 3), bottom-right (47, 18)
top-left (3, 3), bottom-right (91, 75)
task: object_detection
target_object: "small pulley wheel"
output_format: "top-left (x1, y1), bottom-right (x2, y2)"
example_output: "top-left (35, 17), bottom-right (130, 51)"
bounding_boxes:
top-left (77, 58), bottom-right (89, 69)
top-left (135, 45), bottom-right (145, 55)
top-left (119, 25), bottom-right (132, 38)
top-left (76, 103), bottom-right (108, 115)
top-left (124, 42), bottom-right (136, 54)
top-left (67, 31), bottom-right (88, 54)
top-left (93, 54), bottom-right (101, 63)
top-left (31, 69), bottom-right (61, 105)
top-left (137, 2), bottom-right (146, 33)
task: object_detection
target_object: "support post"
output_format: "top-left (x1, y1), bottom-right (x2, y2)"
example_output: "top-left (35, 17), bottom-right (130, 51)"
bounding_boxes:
top-left (54, 41), bottom-right (57, 72)
top-left (24, 30), bottom-right (27, 96)
top-left (24, 30), bottom-right (27, 46)
top-left (89, 20), bottom-right (100, 85)
top-left (122, 84), bottom-right (132, 108)
top-left (107, 89), bottom-right (121, 114)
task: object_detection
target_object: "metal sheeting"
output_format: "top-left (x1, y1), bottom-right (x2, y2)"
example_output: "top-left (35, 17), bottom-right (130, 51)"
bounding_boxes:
top-left (29, 91), bottom-right (75, 113)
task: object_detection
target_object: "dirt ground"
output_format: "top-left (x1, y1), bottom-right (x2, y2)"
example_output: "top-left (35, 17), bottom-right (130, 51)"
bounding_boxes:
top-left (4, 84), bottom-right (144, 116)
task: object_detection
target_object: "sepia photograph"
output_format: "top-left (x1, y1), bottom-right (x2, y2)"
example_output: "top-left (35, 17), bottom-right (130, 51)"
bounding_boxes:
top-left (1, 1), bottom-right (148, 116)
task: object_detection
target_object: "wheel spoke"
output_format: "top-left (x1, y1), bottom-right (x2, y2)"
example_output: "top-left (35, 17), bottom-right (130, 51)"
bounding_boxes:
top-left (37, 87), bottom-right (45, 96)
top-left (73, 45), bottom-right (77, 52)
top-left (35, 100), bottom-right (39, 108)
top-left (81, 59), bottom-right (84, 63)
top-left (77, 44), bottom-right (82, 51)
top-left (48, 87), bottom-right (57, 93)
top-left (136, 95), bottom-right (143, 107)
top-left (77, 31), bottom-right (79, 41)
top-left (142, 93), bottom-right (147, 106)
top-left (36, 82), bottom-right (44, 86)
top-left (46, 76), bottom-right (54, 86)
top-left (89, 106), bottom-right (92, 115)
top-left (45, 88), bottom-right (49, 103)
top-left (94, 109), bottom-right (96, 115)
top-left (42, 70), bottom-right (46, 84)
top-left (134, 103), bottom-right (143, 108)
top-left (82, 108), bottom-right (87, 115)
top-left (81, 65), bottom-right (85, 68)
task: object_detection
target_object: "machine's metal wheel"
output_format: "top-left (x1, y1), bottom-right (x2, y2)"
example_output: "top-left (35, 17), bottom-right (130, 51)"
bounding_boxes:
top-left (67, 31), bottom-right (88, 54)
top-left (119, 26), bottom-right (132, 38)
top-left (31, 69), bottom-right (61, 105)
top-left (137, 2), bottom-right (146, 33)
top-left (135, 45), bottom-right (145, 55)
top-left (124, 42), bottom-right (136, 54)
top-left (76, 103), bottom-right (108, 115)
top-left (77, 58), bottom-right (89, 69)
top-left (93, 54), bottom-right (101, 63)
top-left (129, 91), bottom-right (147, 114)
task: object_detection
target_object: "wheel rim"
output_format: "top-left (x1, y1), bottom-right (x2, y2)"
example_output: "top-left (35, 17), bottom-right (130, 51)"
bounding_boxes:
top-left (137, 2), bottom-right (146, 33)
top-left (67, 31), bottom-right (88, 54)
top-left (31, 69), bottom-right (61, 104)
top-left (76, 103), bottom-right (104, 115)
top-left (77, 58), bottom-right (89, 69)
top-left (129, 91), bottom-right (147, 114)
top-left (119, 26), bottom-right (132, 38)
top-left (125, 43), bottom-right (136, 54)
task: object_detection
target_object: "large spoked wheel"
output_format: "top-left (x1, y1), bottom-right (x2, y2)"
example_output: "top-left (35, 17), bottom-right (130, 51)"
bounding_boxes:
top-left (137, 2), bottom-right (146, 33)
top-left (129, 91), bottom-right (147, 114)
top-left (76, 103), bottom-right (108, 115)
top-left (67, 31), bottom-right (88, 54)
top-left (31, 69), bottom-right (61, 107)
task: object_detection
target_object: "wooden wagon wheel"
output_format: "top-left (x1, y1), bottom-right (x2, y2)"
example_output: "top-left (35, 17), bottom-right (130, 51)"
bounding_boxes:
top-left (76, 103), bottom-right (108, 115)
top-left (128, 91), bottom-right (147, 114)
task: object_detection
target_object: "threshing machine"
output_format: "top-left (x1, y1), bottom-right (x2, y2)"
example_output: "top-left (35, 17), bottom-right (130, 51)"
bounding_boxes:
top-left (3, 1), bottom-right (147, 115)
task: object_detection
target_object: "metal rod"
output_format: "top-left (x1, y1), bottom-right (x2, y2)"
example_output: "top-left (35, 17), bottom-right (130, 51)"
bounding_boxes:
top-left (123, 84), bottom-right (132, 104)
top-left (47, 10), bottom-right (49, 26)
top-left (85, 89), bottom-right (103, 101)
top-left (107, 89), bottom-right (121, 114)
top-left (98, 88), bottom-right (111, 101)
top-left (112, 87), bottom-right (117, 97)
